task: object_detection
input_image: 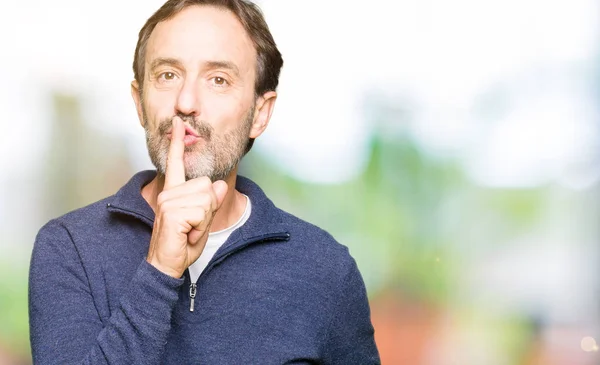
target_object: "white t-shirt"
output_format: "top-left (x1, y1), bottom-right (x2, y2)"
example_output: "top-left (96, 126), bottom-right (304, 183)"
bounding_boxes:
top-left (188, 194), bottom-right (251, 283)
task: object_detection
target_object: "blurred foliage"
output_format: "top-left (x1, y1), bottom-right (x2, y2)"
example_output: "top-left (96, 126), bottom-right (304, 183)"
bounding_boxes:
top-left (0, 255), bottom-right (30, 361)
top-left (243, 132), bottom-right (544, 304)
top-left (243, 131), bottom-right (551, 363)
top-left (244, 130), bottom-right (548, 306)
top-left (242, 134), bottom-right (448, 299)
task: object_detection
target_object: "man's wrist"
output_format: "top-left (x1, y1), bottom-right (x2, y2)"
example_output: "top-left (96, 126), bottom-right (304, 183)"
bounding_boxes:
top-left (146, 257), bottom-right (183, 279)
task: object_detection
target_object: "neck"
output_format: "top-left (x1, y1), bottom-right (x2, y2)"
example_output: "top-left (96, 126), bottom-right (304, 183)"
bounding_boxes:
top-left (141, 168), bottom-right (246, 232)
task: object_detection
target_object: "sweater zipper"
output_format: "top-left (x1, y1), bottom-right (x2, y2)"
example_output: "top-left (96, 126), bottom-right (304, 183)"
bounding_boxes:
top-left (187, 231), bottom-right (290, 312)
top-left (189, 283), bottom-right (197, 312)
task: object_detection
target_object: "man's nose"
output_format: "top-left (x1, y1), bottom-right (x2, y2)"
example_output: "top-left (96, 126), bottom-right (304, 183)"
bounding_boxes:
top-left (175, 78), bottom-right (201, 116)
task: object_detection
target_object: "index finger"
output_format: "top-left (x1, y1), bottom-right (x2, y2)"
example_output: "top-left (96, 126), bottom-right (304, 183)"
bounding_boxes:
top-left (164, 117), bottom-right (186, 189)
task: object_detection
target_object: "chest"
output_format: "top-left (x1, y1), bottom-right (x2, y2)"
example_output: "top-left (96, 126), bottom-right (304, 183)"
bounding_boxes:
top-left (163, 262), bottom-right (331, 364)
top-left (100, 240), bottom-right (333, 363)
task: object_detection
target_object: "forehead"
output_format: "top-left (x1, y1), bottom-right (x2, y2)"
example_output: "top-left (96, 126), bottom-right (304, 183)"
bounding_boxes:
top-left (146, 5), bottom-right (257, 76)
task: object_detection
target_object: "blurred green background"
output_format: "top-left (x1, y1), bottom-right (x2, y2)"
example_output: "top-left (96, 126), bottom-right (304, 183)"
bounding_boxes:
top-left (2, 0), bottom-right (600, 364)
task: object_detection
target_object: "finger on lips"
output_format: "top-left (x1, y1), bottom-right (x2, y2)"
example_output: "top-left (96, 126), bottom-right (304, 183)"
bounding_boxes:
top-left (165, 117), bottom-right (186, 190)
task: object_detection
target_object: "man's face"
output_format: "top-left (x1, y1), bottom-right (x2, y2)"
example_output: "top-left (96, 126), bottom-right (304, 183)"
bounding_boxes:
top-left (134, 5), bottom-right (261, 181)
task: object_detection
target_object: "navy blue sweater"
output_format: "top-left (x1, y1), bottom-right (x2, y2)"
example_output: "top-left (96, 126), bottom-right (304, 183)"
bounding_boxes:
top-left (29, 171), bottom-right (380, 364)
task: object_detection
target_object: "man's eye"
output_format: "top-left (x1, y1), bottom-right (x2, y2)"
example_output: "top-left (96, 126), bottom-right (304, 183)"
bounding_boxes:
top-left (159, 72), bottom-right (176, 81)
top-left (212, 77), bottom-right (228, 86)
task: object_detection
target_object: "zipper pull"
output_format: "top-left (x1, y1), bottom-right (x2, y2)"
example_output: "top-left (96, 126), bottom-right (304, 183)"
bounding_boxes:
top-left (189, 283), bottom-right (197, 312)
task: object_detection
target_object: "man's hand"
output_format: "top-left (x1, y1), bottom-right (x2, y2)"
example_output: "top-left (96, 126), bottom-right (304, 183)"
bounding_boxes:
top-left (146, 116), bottom-right (228, 278)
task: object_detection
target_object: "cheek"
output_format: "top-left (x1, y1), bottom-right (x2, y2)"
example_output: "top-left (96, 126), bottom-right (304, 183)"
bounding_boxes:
top-left (203, 94), bottom-right (252, 132)
top-left (144, 92), bottom-right (176, 130)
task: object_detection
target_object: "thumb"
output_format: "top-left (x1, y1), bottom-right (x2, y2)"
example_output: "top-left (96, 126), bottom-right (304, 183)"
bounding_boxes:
top-left (212, 180), bottom-right (229, 210)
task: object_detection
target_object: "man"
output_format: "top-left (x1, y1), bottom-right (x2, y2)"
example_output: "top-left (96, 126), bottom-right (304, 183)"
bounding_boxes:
top-left (29, 0), bottom-right (380, 363)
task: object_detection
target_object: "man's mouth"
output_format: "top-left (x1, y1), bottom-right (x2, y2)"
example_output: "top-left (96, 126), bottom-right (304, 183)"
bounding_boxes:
top-left (183, 125), bottom-right (200, 137)
top-left (166, 125), bottom-right (202, 147)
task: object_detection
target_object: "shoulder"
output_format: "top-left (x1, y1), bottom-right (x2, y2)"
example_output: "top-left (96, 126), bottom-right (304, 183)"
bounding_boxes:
top-left (236, 175), bottom-right (361, 277)
top-left (44, 196), bottom-right (115, 232)
top-left (38, 170), bottom-right (157, 236)
top-left (34, 196), bottom-right (115, 249)
top-left (274, 207), bottom-right (358, 275)
top-left (277, 208), bottom-right (340, 247)
top-left (238, 175), bottom-right (347, 252)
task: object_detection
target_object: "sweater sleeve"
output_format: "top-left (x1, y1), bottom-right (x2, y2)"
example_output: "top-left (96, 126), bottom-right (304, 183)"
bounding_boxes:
top-left (29, 220), bottom-right (183, 365)
top-left (322, 257), bottom-right (381, 364)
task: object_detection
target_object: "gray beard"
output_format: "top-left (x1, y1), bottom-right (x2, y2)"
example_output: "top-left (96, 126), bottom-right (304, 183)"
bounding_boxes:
top-left (143, 108), bottom-right (254, 182)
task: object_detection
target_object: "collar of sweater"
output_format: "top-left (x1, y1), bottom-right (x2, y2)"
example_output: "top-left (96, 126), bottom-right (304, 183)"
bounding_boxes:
top-left (106, 170), bottom-right (291, 246)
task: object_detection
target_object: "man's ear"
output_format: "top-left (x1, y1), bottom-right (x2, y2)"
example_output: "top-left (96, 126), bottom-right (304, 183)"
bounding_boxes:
top-left (131, 80), bottom-right (145, 127)
top-left (249, 91), bottom-right (277, 139)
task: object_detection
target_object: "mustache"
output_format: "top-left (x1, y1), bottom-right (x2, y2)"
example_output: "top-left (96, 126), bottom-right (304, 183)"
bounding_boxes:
top-left (157, 114), bottom-right (213, 141)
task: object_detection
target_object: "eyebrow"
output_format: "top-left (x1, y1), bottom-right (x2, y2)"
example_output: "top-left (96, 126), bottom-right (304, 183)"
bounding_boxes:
top-left (149, 58), bottom-right (241, 78)
top-left (202, 60), bottom-right (241, 78)
top-left (149, 57), bottom-right (184, 72)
